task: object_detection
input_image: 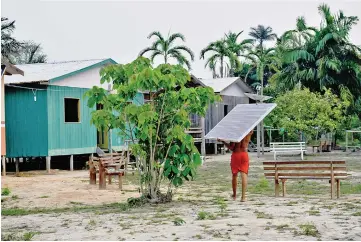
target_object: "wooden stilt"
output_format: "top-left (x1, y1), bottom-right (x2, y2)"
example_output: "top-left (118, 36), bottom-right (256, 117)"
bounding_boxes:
top-left (2, 156), bottom-right (6, 176)
top-left (70, 155), bottom-right (74, 171)
top-left (99, 161), bottom-right (106, 189)
top-left (15, 158), bottom-right (19, 176)
top-left (46, 156), bottom-right (51, 174)
top-left (214, 142), bottom-right (217, 155)
top-left (330, 162), bottom-right (334, 199)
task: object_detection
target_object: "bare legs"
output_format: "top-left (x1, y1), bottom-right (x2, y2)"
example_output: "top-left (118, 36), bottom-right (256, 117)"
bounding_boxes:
top-left (241, 172), bottom-right (248, 202)
top-left (231, 172), bottom-right (248, 202)
top-left (232, 173), bottom-right (238, 200)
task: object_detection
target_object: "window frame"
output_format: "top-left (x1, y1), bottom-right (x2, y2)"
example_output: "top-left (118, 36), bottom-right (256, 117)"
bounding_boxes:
top-left (64, 97), bottom-right (81, 123)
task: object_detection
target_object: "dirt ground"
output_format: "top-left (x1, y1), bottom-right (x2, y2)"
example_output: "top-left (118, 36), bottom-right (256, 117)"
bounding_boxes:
top-left (1, 150), bottom-right (361, 241)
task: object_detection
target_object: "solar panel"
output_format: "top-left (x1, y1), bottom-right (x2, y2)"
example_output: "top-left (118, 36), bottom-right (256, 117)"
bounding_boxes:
top-left (205, 103), bottom-right (277, 142)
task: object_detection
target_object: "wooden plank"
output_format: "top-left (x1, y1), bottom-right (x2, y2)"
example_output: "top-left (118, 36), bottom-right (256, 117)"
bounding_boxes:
top-left (265, 176), bottom-right (347, 180)
top-left (264, 167), bottom-right (346, 171)
top-left (263, 161), bottom-right (345, 165)
top-left (336, 179), bottom-right (340, 199)
top-left (264, 172), bottom-right (347, 177)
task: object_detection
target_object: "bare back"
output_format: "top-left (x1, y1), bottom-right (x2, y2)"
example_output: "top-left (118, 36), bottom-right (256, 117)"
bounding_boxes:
top-left (232, 132), bottom-right (253, 152)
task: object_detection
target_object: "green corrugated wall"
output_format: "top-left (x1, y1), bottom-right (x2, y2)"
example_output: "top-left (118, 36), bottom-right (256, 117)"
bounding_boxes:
top-left (5, 86), bottom-right (48, 157)
top-left (47, 85), bottom-right (96, 156)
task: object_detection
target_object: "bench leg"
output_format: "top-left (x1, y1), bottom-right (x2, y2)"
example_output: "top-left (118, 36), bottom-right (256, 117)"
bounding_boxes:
top-left (274, 152), bottom-right (276, 160)
top-left (336, 179), bottom-right (340, 199)
top-left (330, 178), bottom-right (334, 199)
top-left (275, 179), bottom-right (280, 197)
top-left (99, 169), bottom-right (106, 190)
top-left (119, 173), bottom-right (123, 190)
top-left (301, 151), bottom-right (304, 160)
top-left (90, 169), bottom-right (96, 185)
top-left (281, 179), bottom-right (287, 197)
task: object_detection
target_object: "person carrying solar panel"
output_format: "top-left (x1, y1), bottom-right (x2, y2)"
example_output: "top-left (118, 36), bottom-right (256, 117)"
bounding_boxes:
top-left (218, 129), bottom-right (254, 202)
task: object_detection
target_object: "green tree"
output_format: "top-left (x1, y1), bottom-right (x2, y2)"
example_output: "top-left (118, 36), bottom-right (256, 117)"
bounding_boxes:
top-left (249, 25), bottom-right (277, 50)
top-left (1, 17), bottom-right (22, 63)
top-left (139, 31), bottom-right (195, 70)
top-left (200, 39), bottom-right (234, 78)
top-left (266, 88), bottom-right (350, 141)
top-left (14, 41), bottom-right (47, 64)
top-left (85, 57), bottom-right (219, 202)
top-left (275, 4), bottom-right (361, 107)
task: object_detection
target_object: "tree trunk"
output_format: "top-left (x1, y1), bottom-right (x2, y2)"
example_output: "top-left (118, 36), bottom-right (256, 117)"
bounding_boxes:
top-left (220, 57), bottom-right (224, 78)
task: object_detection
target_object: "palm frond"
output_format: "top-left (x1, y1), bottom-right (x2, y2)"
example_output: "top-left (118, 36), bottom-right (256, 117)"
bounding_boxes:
top-left (147, 31), bottom-right (164, 41)
top-left (139, 47), bottom-right (157, 57)
top-left (168, 33), bottom-right (186, 44)
top-left (172, 45), bottom-right (195, 61)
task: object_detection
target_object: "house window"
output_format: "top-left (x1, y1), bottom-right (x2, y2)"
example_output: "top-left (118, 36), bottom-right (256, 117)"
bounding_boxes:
top-left (64, 98), bottom-right (80, 122)
top-left (144, 93), bottom-right (151, 103)
top-left (224, 105), bottom-right (228, 116)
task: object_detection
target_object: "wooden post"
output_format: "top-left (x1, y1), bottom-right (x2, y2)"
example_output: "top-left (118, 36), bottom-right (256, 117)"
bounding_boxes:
top-left (336, 179), bottom-right (340, 199)
top-left (46, 156), bottom-right (51, 173)
top-left (261, 123), bottom-right (264, 155)
top-left (330, 162), bottom-right (334, 199)
top-left (15, 158), bottom-right (19, 176)
top-left (281, 179), bottom-right (286, 197)
top-left (2, 156), bottom-right (6, 176)
top-left (275, 163), bottom-right (279, 197)
top-left (214, 142), bottom-right (217, 155)
top-left (301, 142), bottom-right (304, 160)
top-left (201, 117), bottom-right (206, 157)
top-left (99, 160), bottom-right (106, 189)
top-left (119, 173), bottom-right (123, 190)
top-left (257, 124), bottom-right (260, 158)
top-left (70, 155), bottom-right (74, 171)
top-left (345, 132), bottom-right (348, 152)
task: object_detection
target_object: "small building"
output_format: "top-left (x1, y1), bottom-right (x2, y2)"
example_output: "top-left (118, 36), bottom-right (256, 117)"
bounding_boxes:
top-left (189, 77), bottom-right (256, 154)
top-left (1, 59), bottom-right (24, 175)
top-left (4, 59), bottom-right (143, 172)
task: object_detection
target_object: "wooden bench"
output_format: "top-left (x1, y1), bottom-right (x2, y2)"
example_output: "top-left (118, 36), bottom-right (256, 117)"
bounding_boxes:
top-left (270, 142), bottom-right (306, 160)
top-left (263, 161), bottom-right (347, 199)
top-left (89, 152), bottom-right (126, 190)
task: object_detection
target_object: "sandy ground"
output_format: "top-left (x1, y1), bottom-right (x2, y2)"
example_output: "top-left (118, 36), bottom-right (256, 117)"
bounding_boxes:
top-left (1, 151), bottom-right (361, 241)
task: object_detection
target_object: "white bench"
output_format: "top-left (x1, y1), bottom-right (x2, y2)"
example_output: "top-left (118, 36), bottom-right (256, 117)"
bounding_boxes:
top-left (270, 142), bottom-right (306, 160)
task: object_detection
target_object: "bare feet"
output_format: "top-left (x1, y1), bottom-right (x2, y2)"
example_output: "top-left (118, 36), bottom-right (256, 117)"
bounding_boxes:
top-left (231, 194), bottom-right (236, 201)
top-left (240, 197), bottom-right (246, 202)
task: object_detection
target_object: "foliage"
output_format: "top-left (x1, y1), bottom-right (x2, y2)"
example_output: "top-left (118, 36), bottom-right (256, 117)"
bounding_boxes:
top-left (85, 57), bottom-right (219, 202)
top-left (1, 17), bottom-right (47, 64)
top-left (13, 41), bottom-right (47, 64)
top-left (197, 210), bottom-right (216, 220)
top-left (200, 31), bottom-right (252, 78)
top-left (249, 25), bottom-right (277, 49)
top-left (266, 88), bottom-right (349, 140)
top-left (1, 187), bottom-right (11, 196)
top-left (139, 31), bottom-right (194, 70)
top-left (173, 217), bottom-right (186, 226)
top-left (274, 4), bottom-right (361, 117)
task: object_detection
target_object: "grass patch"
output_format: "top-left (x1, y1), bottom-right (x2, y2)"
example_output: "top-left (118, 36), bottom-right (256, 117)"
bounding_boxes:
top-left (1, 188), bottom-right (11, 196)
top-left (1, 231), bottom-right (38, 241)
top-left (39, 196), bottom-right (49, 198)
top-left (173, 217), bottom-right (185, 226)
top-left (249, 177), bottom-right (272, 194)
top-left (197, 210), bottom-right (216, 220)
top-left (70, 201), bottom-right (84, 205)
top-left (286, 201), bottom-right (298, 206)
top-left (297, 223), bottom-right (319, 237)
top-left (214, 196), bottom-right (227, 213)
top-left (276, 224), bottom-right (289, 230)
top-left (308, 210), bottom-right (321, 216)
top-left (23, 232), bottom-right (38, 241)
top-left (1, 199), bottom-right (144, 216)
top-left (352, 211), bottom-right (361, 216)
top-left (11, 195), bottom-right (19, 200)
top-left (254, 210), bottom-right (273, 219)
top-left (192, 234), bottom-right (202, 239)
top-left (340, 182), bottom-right (361, 194)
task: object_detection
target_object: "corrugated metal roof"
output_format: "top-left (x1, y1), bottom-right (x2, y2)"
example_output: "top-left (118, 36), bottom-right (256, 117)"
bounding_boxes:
top-left (5, 59), bottom-right (115, 84)
top-left (198, 77), bottom-right (239, 92)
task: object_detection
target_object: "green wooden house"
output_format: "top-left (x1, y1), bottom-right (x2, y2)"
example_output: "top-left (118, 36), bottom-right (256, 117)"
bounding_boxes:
top-left (4, 59), bottom-right (143, 171)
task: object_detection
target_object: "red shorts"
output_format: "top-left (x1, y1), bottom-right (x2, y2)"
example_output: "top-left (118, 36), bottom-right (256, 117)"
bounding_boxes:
top-left (231, 152), bottom-right (249, 174)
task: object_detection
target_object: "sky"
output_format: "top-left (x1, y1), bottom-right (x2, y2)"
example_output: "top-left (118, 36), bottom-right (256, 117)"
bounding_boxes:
top-left (2, 0), bottom-right (361, 78)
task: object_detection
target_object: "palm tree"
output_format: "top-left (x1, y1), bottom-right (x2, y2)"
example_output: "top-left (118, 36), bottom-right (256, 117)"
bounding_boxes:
top-left (245, 47), bottom-right (280, 94)
top-left (1, 17), bottom-right (22, 63)
top-left (249, 25), bottom-right (277, 50)
top-left (139, 31), bottom-right (194, 70)
top-left (276, 3), bottom-right (361, 101)
top-left (200, 39), bottom-right (236, 78)
top-left (279, 17), bottom-right (317, 48)
top-left (14, 42), bottom-right (47, 64)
